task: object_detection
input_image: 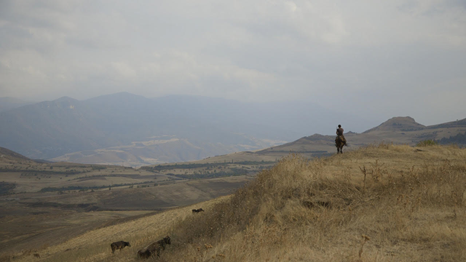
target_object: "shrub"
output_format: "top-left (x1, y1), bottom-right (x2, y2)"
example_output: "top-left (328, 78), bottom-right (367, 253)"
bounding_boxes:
top-left (416, 139), bottom-right (438, 147)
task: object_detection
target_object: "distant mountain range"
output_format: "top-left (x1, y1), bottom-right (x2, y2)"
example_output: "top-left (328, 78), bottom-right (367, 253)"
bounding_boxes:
top-left (0, 92), bottom-right (374, 166)
top-left (1, 93), bottom-right (464, 166)
top-left (0, 97), bottom-right (33, 112)
top-left (1, 115), bottom-right (465, 167)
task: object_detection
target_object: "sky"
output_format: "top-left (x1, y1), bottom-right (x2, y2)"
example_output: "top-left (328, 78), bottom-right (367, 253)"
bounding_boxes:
top-left (0, 0), bottom-right (465, 126)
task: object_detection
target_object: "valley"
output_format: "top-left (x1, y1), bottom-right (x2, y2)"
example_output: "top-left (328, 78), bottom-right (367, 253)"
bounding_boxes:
top-left (0, 147), bottom-right (273, 255)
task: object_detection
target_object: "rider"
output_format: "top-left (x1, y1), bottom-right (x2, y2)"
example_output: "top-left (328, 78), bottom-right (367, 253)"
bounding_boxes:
top-left (336, 124), bottom-right (346, 144)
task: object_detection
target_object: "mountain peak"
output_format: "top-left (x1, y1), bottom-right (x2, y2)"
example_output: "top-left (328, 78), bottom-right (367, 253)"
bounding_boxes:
top-left (364, 116), bottom-right (425, 133)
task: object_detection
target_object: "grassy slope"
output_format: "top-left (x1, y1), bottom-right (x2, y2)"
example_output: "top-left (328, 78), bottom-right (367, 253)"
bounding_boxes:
top-left (7, 144), bottom-right (466, 262)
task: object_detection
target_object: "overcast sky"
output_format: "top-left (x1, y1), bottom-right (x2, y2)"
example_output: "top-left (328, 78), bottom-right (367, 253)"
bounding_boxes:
top-left (0, 0), bottom-right (465, 126)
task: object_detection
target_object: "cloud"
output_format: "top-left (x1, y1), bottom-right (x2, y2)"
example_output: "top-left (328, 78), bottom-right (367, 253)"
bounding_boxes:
top-left (111, 62), bottom-right (137, 78)
top-left (0, 0), bottom-right (465, 125)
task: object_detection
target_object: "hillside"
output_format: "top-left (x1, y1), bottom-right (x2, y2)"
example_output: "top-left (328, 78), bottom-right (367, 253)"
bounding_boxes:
top-left (0, 146), bottom-right (253, 255)
top-left (7, 144), bottom-right (466, 262)
top-left (192, 116), bottom-right (466, 164)
top-left (0, 147), bottom-right (32, 162)
top-left (363, 116), bottom-right (426, 132)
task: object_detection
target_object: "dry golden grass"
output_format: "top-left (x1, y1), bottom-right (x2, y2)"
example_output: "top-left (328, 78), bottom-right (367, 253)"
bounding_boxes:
top-left (4, 196), bottom-right (230, 262)
top-left (160, 144), bottom-right (466, 262)
top-left (5, 144), bottom-right (466, 261)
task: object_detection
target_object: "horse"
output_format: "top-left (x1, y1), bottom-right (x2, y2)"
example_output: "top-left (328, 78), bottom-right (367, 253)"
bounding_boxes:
top-left (335, 136), bottom-right (346, 154)
top-left (110, 241), bottom-right (131, 253)
top-left (138, 236), bottom-right (171, 259)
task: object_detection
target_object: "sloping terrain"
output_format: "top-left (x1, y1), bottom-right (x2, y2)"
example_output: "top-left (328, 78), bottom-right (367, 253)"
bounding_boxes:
top-left (195, 116), bottom-right (466, 164)
top-left (0, 148), bottom-right (36, 195)
top-left (363, 116), bottom-right (426, 132)
top-left (0, 146), bottom-right (250, 256)
top-left (6, 144), bottom-right (465, 261)
top-left (0, 147), bottom-right (32, 163)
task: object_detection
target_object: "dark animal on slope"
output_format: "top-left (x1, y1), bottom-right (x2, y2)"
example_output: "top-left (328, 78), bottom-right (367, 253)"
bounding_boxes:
top-left (192, 208), bottom-right (204, 213)
top-left (110, 241), bottom-right (131, 253)
top-left (137, 249), bottom-right (151, 259)
top-left (138, 236), bottom-right (171, 258)
top-left (335, 136), bottom-right (346, 154)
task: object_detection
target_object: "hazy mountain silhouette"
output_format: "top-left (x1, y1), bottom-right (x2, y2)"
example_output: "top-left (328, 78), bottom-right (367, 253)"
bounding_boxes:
top-left (0, 97), bottom-right (33, 112)
top-left (0, 96), bottom-right (116, 158)
top-left (1, 100), bottom-right (465, 166)
top-left (1, 92), bottom-right (371, 162)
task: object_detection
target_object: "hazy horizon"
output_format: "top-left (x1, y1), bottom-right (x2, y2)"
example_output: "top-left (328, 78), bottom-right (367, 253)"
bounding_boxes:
top-left (1, 1), bottom-right (465, 127)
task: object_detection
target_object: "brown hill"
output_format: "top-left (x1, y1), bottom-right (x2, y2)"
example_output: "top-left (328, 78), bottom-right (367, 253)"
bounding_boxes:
top-left (363, 116), bottom-right (426, 132)
top-left (191, 116), bottom-right (466, 164)
top-left (427, 118), bottom-right (466, 129)
top-left (0, 146), bottom-right (32, 163)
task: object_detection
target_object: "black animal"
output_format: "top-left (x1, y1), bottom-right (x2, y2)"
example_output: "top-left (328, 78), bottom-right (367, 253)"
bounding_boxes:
top-left (138, 236), bottom-right (171, 258)
top-left (192, 208), bottom-right (204, 213)
top-left (110, 241), bottom-right (131, 253)
top-left (137, 249), bottom-right (151, 259)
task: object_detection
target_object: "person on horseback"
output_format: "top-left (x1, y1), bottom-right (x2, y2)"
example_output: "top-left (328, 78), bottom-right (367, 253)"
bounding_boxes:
top-left (335, 124), bottom-right (346, 153)
top-left (336, 125), bottom-right (344, 137)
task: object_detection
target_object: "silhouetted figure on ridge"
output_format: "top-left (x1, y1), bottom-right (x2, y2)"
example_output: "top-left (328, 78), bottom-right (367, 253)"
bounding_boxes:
top-left (335, 124), bottom-right (346, 154)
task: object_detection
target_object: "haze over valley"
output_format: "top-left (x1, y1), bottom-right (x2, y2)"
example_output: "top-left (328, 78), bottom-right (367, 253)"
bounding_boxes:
top-left (0, 92), bottom-right (375, 166)
top-left (2, 93), bottom-right (465, 167)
